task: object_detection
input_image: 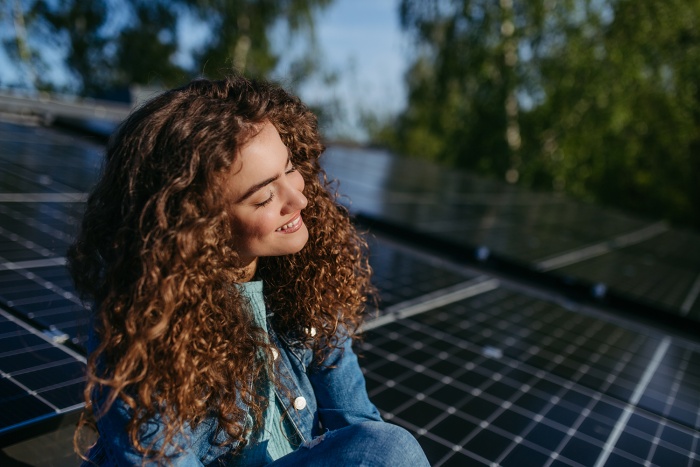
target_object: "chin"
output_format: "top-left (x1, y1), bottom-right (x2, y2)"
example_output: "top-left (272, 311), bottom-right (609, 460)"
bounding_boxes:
top-left (292, 229), bottom-right (310, 254)
top-left (288, 226), bottom-right (309, 255)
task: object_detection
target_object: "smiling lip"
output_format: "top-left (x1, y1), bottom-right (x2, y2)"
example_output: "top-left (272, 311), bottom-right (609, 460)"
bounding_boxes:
top-left (276, 213), bottom-right (303, 234)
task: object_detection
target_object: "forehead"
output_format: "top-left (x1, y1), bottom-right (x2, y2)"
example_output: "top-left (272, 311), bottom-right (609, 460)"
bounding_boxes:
top-left (236, 122), bottom-right (288, 167)
top-left (223, 122), bottom-right (288, 195)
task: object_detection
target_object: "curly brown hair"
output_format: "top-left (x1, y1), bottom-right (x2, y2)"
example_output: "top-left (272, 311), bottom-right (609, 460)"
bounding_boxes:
top-left (68, 75), bottom-right (375, 461)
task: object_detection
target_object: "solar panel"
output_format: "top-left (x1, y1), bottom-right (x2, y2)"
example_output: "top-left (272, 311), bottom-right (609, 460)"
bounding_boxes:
top-left (322, 146), bottom-right (700, 325)
top-left (367, 236), bottom-right (482, 310)
top-left (0, 308), bottom-right (85, 440)
top-left (555, 229), bottom-right (700, 320)
top-left (0, 118), bottom-right (698, 466)
top-left (360, 238), bottom-right (700, 466)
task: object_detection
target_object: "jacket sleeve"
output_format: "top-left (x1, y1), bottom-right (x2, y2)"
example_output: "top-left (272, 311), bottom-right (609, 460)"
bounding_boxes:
top-left (308, 331), bottom-right (383, 431)
top-left (84, 322), bottom-right (206, 466)
top-left (86, 394), bottom-right (207, 466)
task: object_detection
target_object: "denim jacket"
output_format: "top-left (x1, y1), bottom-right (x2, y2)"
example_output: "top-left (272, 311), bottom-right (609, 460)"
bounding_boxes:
top-left (83, 282), bottom-right (382, 465)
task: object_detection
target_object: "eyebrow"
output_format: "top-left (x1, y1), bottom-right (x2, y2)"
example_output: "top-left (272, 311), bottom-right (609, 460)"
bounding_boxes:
top-left (235, 155), bottom-right (292, 203)
top-left (236, 174), bottom-right (279, 203)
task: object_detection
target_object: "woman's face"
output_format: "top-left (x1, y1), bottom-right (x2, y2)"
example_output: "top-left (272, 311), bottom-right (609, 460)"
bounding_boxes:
top-left (223, 121), bottom-right (309, 277)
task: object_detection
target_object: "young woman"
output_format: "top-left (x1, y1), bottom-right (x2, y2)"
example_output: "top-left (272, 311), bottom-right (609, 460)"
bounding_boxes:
top-left (68, 75), bottom-right (430, 466)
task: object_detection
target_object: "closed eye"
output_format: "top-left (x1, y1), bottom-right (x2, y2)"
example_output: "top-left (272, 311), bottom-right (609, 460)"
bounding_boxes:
top-left (253, 158), bottom-right (294, 208)
top-left (255, 191), bottom-right (274, 207)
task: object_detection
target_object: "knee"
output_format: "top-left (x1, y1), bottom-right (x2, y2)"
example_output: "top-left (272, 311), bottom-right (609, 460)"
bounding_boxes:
top-left (347, 421), bottom-right (429, 466)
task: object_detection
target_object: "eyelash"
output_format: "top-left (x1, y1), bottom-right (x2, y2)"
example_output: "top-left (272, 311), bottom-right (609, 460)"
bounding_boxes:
top-left (255, 165), bottom-right (297, 208)
top-left (256, 191), bottom-right (274, 208)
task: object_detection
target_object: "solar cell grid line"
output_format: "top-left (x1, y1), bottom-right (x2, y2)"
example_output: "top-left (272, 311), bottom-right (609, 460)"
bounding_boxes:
top-left (0, 307), bottom-right (85, 367)
top-left (0, 120), bottom-right (101, 148)
top-left (28, 264), bottom-right (76, 295)
top-left (33, 203), bottom-right (84, 238)
top-left (0, 256), bottom-right (83, 343)
top-left (1, 201), bottom-right (76, 224)
top-left (627, 227), bottom-right (700, 261)
top-left (0, 308), bottom-right (85, 438)
top-left (332, 171), bottom-right (632, 239)
top-left (366, 235), bottom-right (485, 311)
top-left (534, 222), bottom-right (669, 272)
top-left (366, 277), bottom-right (500, 331)
top-left (0, 171), bottom-right (46, 193)
top-left (0, 162), bottom-right (84, 195)
top-left (603, 412), bottom-right (700, 466)
top-left (554, 249), bottom-right (698, 317)
top-left (10, 301), bottom-right (76, 322)
top-left (360, 321), bottom-right (616, 466)
top-left (374, 294), bottom-right (620, 400)
top-left (0, 224), bottom-right (55, 260)
top-left (327, 151), bottom-right (638, 230)
top-left (0, 374), bottom-right (58, 432)
top-left (594, 336), bottom-right (670, 467)
top-left (693, 411), bottom-right (700, 466)
top-left (0, 257), bottom-right (66, 271)
top-left (681, 274), bottom-right (700, 318)
top-left (446, 291), bottom-right (689, 423)
top-left (0, 138), bottom-right (102, 194)
top-left (0, 203), bottom-right (75, 244)
top-left (509, 324), bottom-right (649, 404)
top-left (0, 258), bottom-right (78, 305)
top-left (642, 346), bottom-right (700, 432)
top-left (359, 281), bottom-right (700, 466)
top-left (638, 349), bottom-right (699, 466)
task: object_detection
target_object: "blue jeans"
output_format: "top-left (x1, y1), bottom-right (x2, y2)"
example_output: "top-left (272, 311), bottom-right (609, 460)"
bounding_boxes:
top-left (268, 421), bottom-right (430, 467)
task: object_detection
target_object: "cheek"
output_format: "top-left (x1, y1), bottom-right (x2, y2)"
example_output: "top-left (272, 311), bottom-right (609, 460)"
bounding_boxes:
top-left (233, 212), bottom-right (277, 241)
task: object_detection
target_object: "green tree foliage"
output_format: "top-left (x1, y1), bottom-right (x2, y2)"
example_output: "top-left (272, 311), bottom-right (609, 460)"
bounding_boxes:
top-left (1, 0), bottom-right (331, 95)
top-left (386, 0), bottom-right (700, 229)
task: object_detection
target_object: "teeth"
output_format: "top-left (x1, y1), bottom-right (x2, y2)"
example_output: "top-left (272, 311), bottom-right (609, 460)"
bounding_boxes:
top-left (276, 216), bottom-right (300, 231)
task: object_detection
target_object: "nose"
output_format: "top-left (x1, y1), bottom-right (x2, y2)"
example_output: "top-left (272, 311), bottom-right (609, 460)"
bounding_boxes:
top-left (280, 179), bottom-right (308, 214)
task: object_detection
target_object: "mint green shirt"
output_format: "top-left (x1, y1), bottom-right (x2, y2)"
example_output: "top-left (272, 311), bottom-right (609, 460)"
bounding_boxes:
top-left (235, 281), bottom-right (296, 465)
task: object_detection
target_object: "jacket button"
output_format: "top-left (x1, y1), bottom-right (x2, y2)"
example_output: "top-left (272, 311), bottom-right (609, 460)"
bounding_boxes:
top-left (271, 348), bottom-right (279, 360)
top-left (293, 397), bottom-right (307, 410)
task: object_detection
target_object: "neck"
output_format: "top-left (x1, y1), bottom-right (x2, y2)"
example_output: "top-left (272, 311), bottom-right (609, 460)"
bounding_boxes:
top-left (237, 257), bottom-right (259, 282)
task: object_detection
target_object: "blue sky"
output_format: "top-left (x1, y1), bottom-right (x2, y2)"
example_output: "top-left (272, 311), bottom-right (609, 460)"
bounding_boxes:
top-left (310, 0), bottom-right (407, 110)
top-left (283, 0), bottom-right (409, 139)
